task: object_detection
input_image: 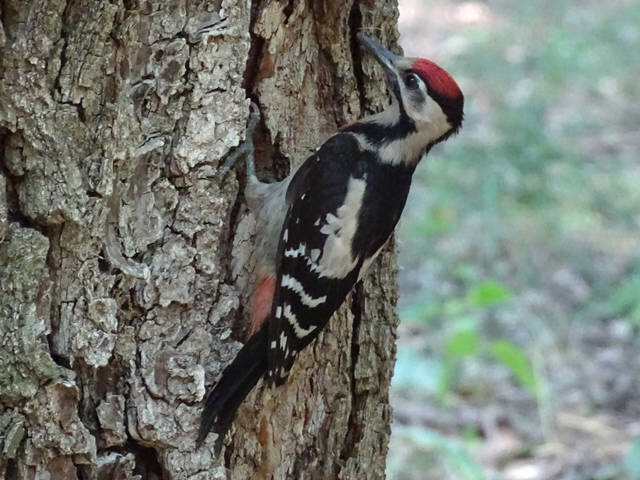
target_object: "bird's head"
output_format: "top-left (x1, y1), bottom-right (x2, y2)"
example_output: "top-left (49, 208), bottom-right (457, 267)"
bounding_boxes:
top-left (358, 33), bottom-right (464, 148)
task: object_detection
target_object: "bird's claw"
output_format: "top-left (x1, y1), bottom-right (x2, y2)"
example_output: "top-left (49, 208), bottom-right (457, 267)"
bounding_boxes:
top-left (219, 101), bottom-right (261, 177)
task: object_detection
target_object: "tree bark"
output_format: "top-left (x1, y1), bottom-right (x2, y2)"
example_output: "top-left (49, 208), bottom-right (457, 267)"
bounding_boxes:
top-left (0, 1), bottom-right (400, 478)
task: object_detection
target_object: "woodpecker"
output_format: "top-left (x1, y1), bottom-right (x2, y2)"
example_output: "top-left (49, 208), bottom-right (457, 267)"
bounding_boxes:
top-left (198, 33), bottom-right (464, 451)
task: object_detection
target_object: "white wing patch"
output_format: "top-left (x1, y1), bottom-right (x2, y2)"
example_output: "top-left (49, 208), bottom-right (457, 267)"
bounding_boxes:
top-left (281, 274), bottom-right (327, 307)
top-left (283, 303), bottom-right (317, 338)
top-left (284, 243), bottom-right (307, 258)
top-left (315, 176), bottom-right (366, 279)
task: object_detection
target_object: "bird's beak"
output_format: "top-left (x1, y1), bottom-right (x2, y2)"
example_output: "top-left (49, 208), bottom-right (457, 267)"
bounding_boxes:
top-left (357, 33), bottom-right (399, 73)
top-left (357, 33), bottom-right (402, 99)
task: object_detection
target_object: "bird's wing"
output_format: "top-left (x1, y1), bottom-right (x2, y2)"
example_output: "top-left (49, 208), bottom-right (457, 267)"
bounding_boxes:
top-left (266, 133), bottom-right (370, 385)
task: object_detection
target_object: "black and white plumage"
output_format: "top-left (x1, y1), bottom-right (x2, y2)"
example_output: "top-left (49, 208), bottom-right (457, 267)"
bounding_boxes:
top-left (198, 33), bottom-right (464, 451)
top-left (266, 133), bottom-right (415, 385)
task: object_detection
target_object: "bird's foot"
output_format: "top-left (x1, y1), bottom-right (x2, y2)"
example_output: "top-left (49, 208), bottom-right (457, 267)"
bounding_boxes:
top-left (219, 101), bottom-right (261, 177)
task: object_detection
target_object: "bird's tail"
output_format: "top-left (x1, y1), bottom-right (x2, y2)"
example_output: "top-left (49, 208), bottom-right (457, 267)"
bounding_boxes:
top-left (197, 323), bottom-right (268, 452)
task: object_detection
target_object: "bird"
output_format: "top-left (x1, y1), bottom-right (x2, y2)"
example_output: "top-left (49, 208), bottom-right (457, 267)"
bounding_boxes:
top-left (198, 32), bottom-right (464, 452)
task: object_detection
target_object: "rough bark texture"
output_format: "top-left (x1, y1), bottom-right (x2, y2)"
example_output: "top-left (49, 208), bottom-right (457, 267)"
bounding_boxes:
top-left (0, 1), bottom-right (400, 478)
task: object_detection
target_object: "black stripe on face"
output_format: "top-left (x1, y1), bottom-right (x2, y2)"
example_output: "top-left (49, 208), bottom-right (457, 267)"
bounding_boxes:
top-left (343, 112), bottom-right (416, 146)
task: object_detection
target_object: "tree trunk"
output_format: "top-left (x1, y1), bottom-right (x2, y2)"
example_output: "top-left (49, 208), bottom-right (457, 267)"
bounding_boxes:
top-left (0, 1), bottom-right (401, 478)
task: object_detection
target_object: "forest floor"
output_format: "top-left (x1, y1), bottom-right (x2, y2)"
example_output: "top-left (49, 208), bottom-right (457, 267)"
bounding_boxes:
top-left (388, 1), bottom-right (640, 479)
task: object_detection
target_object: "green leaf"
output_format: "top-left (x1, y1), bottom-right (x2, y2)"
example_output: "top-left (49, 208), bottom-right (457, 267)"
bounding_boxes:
top-left (490, 340), bottom-right (538, 394)
top-left (447, 328), bottom-right (478, 358)
top-left (607, 275), bottom-right (640, 325)
top-left (469, 280), bottom-right (512, 308)
top-left (625, 436), bottom-right (640, 479)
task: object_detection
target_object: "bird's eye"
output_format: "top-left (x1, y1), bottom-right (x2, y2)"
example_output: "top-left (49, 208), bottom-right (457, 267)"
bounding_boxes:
top-left (405, 73), bottom-right (419, 89)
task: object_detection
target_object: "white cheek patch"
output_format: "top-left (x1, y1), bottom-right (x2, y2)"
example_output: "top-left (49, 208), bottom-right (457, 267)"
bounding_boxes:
top-left (377, 82), bottom-right (452, 165)
top-left (418, 95), bottom-right (451, 136)
top-left (390, 68), bottom-right (441, 124)
top-left (400, 79), bottom-right (450, 136)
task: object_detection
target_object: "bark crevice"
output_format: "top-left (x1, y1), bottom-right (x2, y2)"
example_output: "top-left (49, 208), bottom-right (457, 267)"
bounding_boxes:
top-left (348, 1), bottom-right (367, 113)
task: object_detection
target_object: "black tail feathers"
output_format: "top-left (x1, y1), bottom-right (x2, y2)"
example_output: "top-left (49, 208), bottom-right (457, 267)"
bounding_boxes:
top-left (197, 323), bottom-right (268, 452)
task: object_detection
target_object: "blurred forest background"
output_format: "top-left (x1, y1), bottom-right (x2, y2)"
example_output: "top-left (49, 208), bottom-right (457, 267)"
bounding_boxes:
top-left (388, 0), bottom-right (640, 479)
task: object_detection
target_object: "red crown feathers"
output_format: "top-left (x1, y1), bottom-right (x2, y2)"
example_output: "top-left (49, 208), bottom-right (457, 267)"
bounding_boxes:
top-left (412, 58), bottom-right (462, 100)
